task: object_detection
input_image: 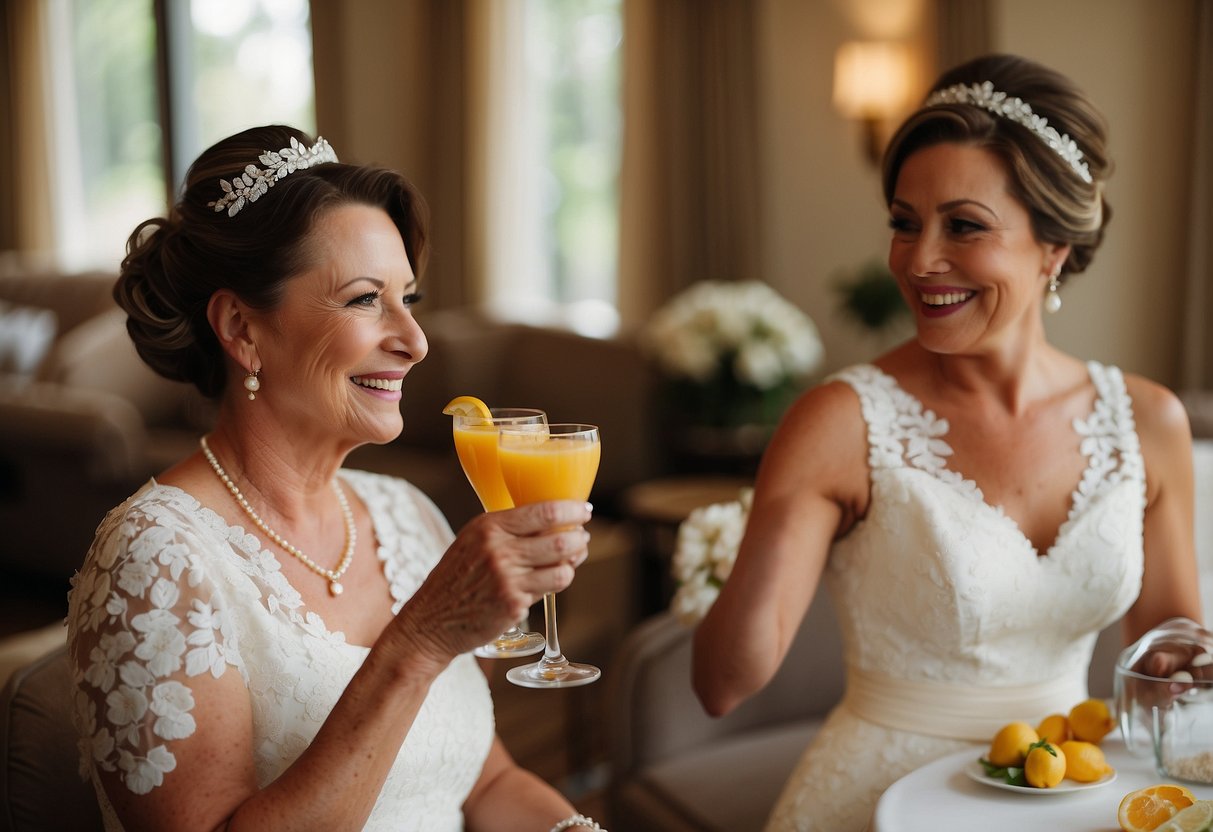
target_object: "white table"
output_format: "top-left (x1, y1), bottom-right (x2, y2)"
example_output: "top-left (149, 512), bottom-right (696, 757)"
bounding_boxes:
top-left (872, 736), bottom-right (1213, 831)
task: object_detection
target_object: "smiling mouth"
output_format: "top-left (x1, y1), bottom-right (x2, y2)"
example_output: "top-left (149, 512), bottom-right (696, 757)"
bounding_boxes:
top-left (920, 291), bottom-right (975, 306)
top-left (351, 376), bottom-right (403, 392)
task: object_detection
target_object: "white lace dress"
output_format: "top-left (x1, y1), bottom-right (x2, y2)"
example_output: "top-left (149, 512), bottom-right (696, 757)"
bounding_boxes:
top-left (66, 469), bottom-right (494, 832)
top-left (765, 362), bottom-right (1145, 832)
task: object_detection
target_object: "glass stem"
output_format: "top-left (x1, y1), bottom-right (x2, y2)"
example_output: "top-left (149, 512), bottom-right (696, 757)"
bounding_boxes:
top-left (539, 592), bottom-right (567, 668)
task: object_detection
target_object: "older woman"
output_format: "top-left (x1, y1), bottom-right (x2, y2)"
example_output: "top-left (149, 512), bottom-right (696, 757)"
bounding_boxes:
top-left (67, 125), bottom-right (604, 832)
top-left (693, 54), bottom-right (1202, 831)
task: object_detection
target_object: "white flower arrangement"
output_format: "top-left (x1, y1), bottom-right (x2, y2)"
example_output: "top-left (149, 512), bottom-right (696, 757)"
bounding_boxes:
top-left (669, 488), bottom-right (753, 626)
top-left (643, 280), bottom-right (823, 392)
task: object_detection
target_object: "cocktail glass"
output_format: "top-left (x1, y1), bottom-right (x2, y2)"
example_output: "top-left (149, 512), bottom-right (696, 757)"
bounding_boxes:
top-left (498, 423), bottom-right (601, 688)
top-left (452, 407), bottom-right (548, 658)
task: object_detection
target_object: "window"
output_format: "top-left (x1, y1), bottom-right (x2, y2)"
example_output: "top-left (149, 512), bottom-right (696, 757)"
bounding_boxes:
top-left (47, 0), bottom-right (315, 270)
top-left (484, 0), bottom-right (623, 336)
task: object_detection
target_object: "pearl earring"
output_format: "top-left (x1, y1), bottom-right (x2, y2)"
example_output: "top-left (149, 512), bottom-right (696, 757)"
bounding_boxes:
top-left (243, 369), bottom-right (261, 400)
top-left (1044, 271), bottom-right (1062, 314)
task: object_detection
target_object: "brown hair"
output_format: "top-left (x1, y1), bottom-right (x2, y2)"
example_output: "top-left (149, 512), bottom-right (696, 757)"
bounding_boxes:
top-left (114, 125), bottom-right (429, 397)
top-left (881, 54), bottom-right (1111, 281)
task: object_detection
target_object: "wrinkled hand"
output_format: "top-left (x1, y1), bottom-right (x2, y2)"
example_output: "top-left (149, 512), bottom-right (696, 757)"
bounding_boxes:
top-left (399, 500), bottom-right (592, 664)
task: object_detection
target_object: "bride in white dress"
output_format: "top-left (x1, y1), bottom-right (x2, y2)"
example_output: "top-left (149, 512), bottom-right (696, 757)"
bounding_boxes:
top-left (692, 54), bottom-right (1203, 832)
top-left (67, 125), bottom-right (604, 832)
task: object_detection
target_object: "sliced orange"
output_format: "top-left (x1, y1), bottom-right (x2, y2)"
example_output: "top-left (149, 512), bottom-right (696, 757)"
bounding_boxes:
top-left (443, 395), bottom-right (492, 420)
top-left (1119, 784), bottom-right (1198, 832)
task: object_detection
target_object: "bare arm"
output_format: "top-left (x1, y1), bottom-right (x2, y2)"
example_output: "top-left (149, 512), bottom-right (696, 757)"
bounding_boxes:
top-left (94, 499), bottom-right (593, 832)
top-left (1123, 375), bottom-right (1202, 646)
top-left (692, 381), bottom-right (868, 716)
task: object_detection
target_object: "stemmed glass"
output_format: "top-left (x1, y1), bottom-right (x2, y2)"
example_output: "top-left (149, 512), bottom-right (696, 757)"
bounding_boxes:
top-left (451, 407), bottom-right (548, 658)
top-left (497, 423), bottom-right (602, 688)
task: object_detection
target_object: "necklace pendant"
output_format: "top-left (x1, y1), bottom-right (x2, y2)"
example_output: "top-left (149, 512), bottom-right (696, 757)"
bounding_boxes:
top-left (329, 580), bottom-right (344, 596)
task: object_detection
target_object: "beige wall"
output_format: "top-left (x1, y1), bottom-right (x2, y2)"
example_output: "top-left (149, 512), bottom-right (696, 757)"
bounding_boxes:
top-left (758, 0), bottom-right (1197, 386)
top-left (317, 0), bottom-right (1197, 388)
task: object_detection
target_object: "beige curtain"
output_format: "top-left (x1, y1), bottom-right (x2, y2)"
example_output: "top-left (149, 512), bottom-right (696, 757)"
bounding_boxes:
top-left (311, 0), bottom-right (474, 311)
top-left (0, 0), bottom-right (54, 257)
top-left (616, 0), bottom-right (763, 330)
top-left (1181, 0), bottom-right (1213, 390)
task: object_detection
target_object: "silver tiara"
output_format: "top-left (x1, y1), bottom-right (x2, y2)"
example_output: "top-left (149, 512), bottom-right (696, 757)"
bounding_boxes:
top-left (207, 136), bottom-right (339, 218)
top-left (924, 81), bottom-right (1092, 184)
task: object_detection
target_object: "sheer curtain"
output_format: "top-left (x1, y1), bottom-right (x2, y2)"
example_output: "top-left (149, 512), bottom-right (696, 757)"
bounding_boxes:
top-left (615, 0), bottom-right (763, 330)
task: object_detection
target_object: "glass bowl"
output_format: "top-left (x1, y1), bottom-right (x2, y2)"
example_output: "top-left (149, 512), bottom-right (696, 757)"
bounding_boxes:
top-left (1113, 617), bottom-right (1213, 784)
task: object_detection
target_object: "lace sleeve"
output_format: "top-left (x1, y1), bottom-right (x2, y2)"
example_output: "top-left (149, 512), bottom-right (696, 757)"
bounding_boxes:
top-left (66, 487), bottom-right (247, 795)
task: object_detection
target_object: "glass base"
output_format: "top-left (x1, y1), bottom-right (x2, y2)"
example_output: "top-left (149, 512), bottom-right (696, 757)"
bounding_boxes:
top-left (507, 658), bottom-right (601, 689)
top-left (473, 631), bottom-right (546, 659)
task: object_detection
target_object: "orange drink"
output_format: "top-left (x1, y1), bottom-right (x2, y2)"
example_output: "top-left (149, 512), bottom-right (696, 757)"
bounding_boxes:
top-left (453, 423), bottom-right (515, 511)
top-left (497, 438), bottom-right (600, 505)
top-left (498, 423), bottom-right (602, 689)
top-left (444, 401), bottom-right (547, 658)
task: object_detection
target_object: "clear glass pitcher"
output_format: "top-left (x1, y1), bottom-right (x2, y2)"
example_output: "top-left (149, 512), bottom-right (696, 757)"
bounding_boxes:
top-left (1113, 617), bottom-right (1213, 783)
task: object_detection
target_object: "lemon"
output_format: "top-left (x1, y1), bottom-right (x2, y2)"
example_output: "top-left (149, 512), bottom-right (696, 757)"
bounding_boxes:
top-left (1036, 712), bottom-right (1072, 745)
top-left (1059, 739), bottom-right (1112, 782)
top-left (1119, 785), bottom-right (1198, 832)
top-left (443, 395), bottom-right (492, 420)
top-left (1024, 741), bottom-right (1066, 788)
top-left (1070, 698), bottom-right (1116, 743)
top-left (987, 721), bottom-right (1039, 767)
top-left (1154, 801), bottom-right (1213, 832)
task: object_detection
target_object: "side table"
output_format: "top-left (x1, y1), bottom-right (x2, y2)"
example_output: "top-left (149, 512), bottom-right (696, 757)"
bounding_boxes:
top-left (620, 475), bottom-right (752, 616)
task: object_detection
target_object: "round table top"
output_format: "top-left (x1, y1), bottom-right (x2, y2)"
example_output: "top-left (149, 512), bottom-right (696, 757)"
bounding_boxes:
top-left (872, 735), bottom-right (1213, 831)
top-left (620, 475), bottom-right (752, 525)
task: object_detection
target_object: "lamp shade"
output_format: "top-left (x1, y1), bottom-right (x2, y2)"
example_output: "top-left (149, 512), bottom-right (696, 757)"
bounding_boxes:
top-left (832, 41), bottom-right (912, 120)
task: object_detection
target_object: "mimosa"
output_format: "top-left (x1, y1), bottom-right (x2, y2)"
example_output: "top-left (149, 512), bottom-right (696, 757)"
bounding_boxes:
top-left (445, 402), bottom-right (547, 658)
top-left (499, 423), bottom-right (602, 688)
top-left (453, 423), bottom-right (515, 511)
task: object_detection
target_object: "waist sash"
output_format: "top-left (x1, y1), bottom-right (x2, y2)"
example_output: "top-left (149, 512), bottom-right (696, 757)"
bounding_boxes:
top-left (842, 665), bottom-right (1090, 742)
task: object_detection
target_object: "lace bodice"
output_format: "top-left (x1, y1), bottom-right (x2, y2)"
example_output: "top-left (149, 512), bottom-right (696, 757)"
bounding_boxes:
top-left (66, 470), bottom-right (494, 832)
top-left (826, 362), bottom-right (1144, 685)
top-left (765, 362), bottom-right (1146, 832)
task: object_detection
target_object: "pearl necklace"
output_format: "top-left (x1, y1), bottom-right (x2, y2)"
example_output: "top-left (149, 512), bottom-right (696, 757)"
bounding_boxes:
top-left (200, 435), bottom-right (355, 596)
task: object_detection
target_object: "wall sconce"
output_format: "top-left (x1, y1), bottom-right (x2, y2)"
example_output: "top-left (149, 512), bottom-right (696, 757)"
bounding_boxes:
top-left (832, 41), bottom-right (913, 165)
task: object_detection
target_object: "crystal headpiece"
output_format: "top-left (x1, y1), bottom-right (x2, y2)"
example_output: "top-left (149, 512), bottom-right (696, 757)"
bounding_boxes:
top-left (923, 81), bottom-right (1092, 185)
top-left (207, 136), bottom-right (339, 218)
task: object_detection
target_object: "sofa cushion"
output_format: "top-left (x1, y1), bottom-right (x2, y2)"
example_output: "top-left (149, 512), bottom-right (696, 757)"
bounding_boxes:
top-left (613, 721), bottom-right (818, 832)
top-left (0, 302), bottom-right (56, 378)
top-left (0, 645), bottom-right (103, 831)
top-left (37, 307), bottom-right (202, 429)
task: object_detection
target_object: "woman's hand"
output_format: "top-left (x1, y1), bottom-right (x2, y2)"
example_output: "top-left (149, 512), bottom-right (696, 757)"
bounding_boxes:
top-left (397, 500), bottom-right (592, 665)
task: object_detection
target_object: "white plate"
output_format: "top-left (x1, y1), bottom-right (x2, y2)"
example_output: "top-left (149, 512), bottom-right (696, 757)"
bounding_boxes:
top-left (963, 758), bottom-right (1117, 794)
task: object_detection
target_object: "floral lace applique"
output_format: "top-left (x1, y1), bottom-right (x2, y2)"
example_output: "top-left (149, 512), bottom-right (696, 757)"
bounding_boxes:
top-left (832, 362), bottom-right (1143, 548)
top-left (66, 471), bottom-right (444, 798)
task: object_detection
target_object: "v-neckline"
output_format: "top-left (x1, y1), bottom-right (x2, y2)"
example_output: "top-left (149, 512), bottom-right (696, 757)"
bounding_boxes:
top-left (870, 362), bottom-right (1105, 559)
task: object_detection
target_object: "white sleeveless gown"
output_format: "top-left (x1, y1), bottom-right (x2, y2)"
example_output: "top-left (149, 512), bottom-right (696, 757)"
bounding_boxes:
top-left (765, 362), bottom-right (1145, 831)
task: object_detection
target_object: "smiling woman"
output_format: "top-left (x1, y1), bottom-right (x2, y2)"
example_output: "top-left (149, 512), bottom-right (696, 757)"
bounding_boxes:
top-left (692, 54), bottom-right (1201, 832)
top-left (65, 124), bottom-right (606, 832)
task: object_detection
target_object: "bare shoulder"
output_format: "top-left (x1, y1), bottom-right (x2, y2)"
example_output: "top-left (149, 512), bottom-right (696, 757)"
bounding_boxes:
top-left (1122, 372), bottom-right (1192, 445)
top-left (761, 374), bottom-right (870, 518)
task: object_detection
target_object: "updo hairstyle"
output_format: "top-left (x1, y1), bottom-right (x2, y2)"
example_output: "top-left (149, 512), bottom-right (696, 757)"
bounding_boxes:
top-left (114, 125), bottom-right (429, 398)
top-left (881, 54), bottom-right (1111, 282)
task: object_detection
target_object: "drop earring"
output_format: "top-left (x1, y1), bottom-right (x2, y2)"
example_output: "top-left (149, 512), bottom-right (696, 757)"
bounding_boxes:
top-left (244, 369), bottom-right (261, 400)
top-left (1044, 270), bottom-right (1062, 314)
